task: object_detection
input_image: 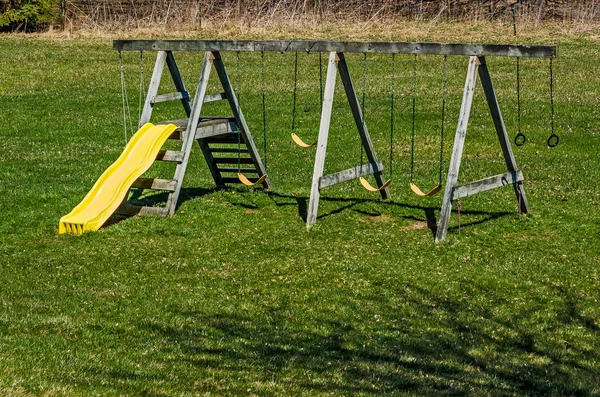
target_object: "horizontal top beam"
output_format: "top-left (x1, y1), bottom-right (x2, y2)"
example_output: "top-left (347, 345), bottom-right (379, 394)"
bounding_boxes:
top-left (113, 40), bottom-right (556, 58)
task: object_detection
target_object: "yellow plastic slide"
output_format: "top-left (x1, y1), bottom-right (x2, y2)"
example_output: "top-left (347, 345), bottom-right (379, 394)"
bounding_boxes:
top-left (59, 123), bottom-right (177, 235)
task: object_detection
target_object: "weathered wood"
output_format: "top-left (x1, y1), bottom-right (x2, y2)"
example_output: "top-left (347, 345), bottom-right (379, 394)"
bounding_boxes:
top-left (212, 51), bottom-right (272, 189)
top-left (435, 56), bottom-right (480, 243)
top-left (168, 130), bottom-right (182, 140)
top-left (116, 204), bottom-right (169, 217)
top-left (131, 177), bottom-right (177, 191)
top-left (337, 52), bottom-right (390, 200)
top-left (221, 177), bottom-right (260, 184)
top-left (213, 157), bottom-right (254, 165)
top-left (165, 52), bottom-right (214, 214)
top-left (114, 40), bottom-right (556, 58)
top-left (209, 147), bottom-right (249, 153)
top-left (151, 91), bottom-right (190, 104)
top-left (452, 170), bottom-right (523, 200)
top-left (319, 162), bottom-right (384, 189)
top-left (165, 51), bottom-right (192, 116)
top-left (217, 167), bottom-right (259, 173)
top-left (195, 120), bottom-right (237, 139)
top-left (478, 56), bottom-right (530, 214)
top-left (139, 51), bottom-right (167, 127)
top-left (202, 135), bottom-right (239, 144)
top-left (307, 52), bottom-right (338, 230)
top-left (156, 150), bottom-right (184, 162)
top-left (204, 92), bottom-right (227, 103)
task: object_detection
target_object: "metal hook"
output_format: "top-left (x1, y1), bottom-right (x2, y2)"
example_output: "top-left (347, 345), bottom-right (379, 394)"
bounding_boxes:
top-left (305, 40), bottom-right (317, 53)
top-left (281, 38), bottom-right (295, 54)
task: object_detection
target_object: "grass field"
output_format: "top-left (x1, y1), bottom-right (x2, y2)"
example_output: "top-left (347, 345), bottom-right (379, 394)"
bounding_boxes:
top-left (1, 25), bottom-right (600, 395)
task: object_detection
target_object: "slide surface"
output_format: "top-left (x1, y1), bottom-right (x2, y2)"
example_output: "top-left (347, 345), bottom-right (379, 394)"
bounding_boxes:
top-left (59, 123), bottom-right (177, 235)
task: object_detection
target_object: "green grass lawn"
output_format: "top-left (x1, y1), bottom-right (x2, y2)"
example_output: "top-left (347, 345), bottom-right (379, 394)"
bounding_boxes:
top-left (1, 29), bottom-right (599, 396)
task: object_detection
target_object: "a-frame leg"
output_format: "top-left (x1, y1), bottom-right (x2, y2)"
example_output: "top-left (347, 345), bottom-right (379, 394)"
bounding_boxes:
top-left (307, 52), bottom-right (339, 230)
top-left (165, 52), bottom-right (213, 215)
top-left (436, 56), bottom-right (530, 242)
top-left (307, 52), bottom-right (390, 230)
top-left (139, 51), bottom-right (191, 127)
top-left (435, 56), bottom-right (480, 243)
top-left (139, 51), bottom-right (168, 127)
top-left (478, 56), bottom-right (529, 214)
top-left (337, 53), bottom-right (391, 201)
top-left (212, 51), bottom-right (272, 189)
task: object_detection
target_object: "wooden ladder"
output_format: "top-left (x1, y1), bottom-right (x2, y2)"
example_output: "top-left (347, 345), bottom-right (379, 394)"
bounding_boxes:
top-left (117, 50), bottom-right (271, 217)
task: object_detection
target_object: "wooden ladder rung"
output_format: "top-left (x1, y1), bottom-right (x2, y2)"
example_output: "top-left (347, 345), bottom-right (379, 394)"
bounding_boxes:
top-left (116, 204), bottom-right (169, 217)
top-left (202, 134), bottom-right (240, 144)
top-left (217, 168), bottom-right (259, 174)
top-left (221, 176), bottom-right (264, 184)
top-left (203, 92), bottom-right (227, 103)
top-left (156, 150), bottom-right (184, 163)
top-left (213, 157), bottom-right (253, 165)
top-left (131, 178), bottom-right (177, 192)
top-left (151, 91), bottom-right (190, 104)
top-left (209, 147), bottom-right (249, 154)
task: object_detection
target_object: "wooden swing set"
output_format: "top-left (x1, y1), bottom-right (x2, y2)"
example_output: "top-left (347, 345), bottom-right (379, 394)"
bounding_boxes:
top-left (114, 39), bottom-right (557, 242)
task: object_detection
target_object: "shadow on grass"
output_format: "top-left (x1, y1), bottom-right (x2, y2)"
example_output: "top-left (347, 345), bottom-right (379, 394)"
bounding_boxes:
top-left (113, 283), bottom-right (600, 395)
top-left (104, 186), bottom-right (513, 239)
top-left (266, 191), bottom-right (512, 238)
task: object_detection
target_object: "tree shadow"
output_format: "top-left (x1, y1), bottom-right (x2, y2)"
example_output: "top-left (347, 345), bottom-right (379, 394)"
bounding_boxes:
top-left (116, 283), bottom-right (600, 395)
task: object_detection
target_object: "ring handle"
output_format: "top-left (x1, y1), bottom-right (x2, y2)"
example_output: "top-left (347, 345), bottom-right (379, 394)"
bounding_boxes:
top-left (547, 133), bottom-right (559, 148)
top-left (514, 132), bottom-right (526, 146)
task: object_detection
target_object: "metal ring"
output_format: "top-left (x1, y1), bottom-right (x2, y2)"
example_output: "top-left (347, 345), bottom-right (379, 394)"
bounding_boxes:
top-left (514, 132), bottom-right (526, 146)
top-left (547, 133), bottom-right (559, 147)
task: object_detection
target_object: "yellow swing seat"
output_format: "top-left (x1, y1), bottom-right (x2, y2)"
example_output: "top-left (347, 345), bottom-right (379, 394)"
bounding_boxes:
top-left (237, 173), bottom-right (267, 187)
top-left (291, 133), bottom-right (317, 148)
top-left (359, 177), bottom-right (392, 192)
top-left (410, 182), bottom-right (441, 197)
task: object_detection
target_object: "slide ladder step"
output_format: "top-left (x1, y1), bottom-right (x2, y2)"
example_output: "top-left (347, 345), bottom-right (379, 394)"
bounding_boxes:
top-left (151, 91), bottom-right (190, 104)
top-left (209, 147), bottom-right (249, 154)
top-left (156, 150), bottom-right (184, 163)
top-left (213, 157), bottom-right (253, 165)
top-left (131, 178), bottom-right (177, 192)
top-left (116, 204), bottom-right (169, 217)
top-left (204, 92), bottom-right (227, 103)
top-left (217, 168), bottom-right (259, 174)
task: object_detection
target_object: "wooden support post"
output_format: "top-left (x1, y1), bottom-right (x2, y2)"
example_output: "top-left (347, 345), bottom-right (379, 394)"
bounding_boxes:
top-left (435, 56), bottom-right (479, 243)
top-left (212, 51), bottom-right (272, 189)
top-left (165, 52), bottom-right (213, 215)
top-left (307, 52), bottom-right (338, 230)
top-left (337, 53), bottom-right (391, 200)
top-left (477, 56), bottom-right (529, 214)
top-left (165, 51), bottom-right (192, 117)
top-left (139, 51), bottom-right (167, 127)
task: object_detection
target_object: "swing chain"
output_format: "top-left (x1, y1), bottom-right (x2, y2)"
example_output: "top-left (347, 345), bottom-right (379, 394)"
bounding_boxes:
top-left (439, 54), bottom-right (447, 185)
top-left (236, 51), bottom-right (242, 171)
top-left (261, 51), bottom-right (268, 169)
top-left (547, 58), bottom-right (559, 147)
top-left (389, 53), bottom-right (395, 180)
top-left (119, 51), bottom-right (133, 146)
top-left (292, 52), bottom-right (299, 134)
top-left (138, 50), bottom-right (146, 125)
top-left (513, 4), bottom-right (526, 147)
top-left (360, 52), bottom-right (367, 170)
top-left (410, 54), bottom-right (417, 182)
